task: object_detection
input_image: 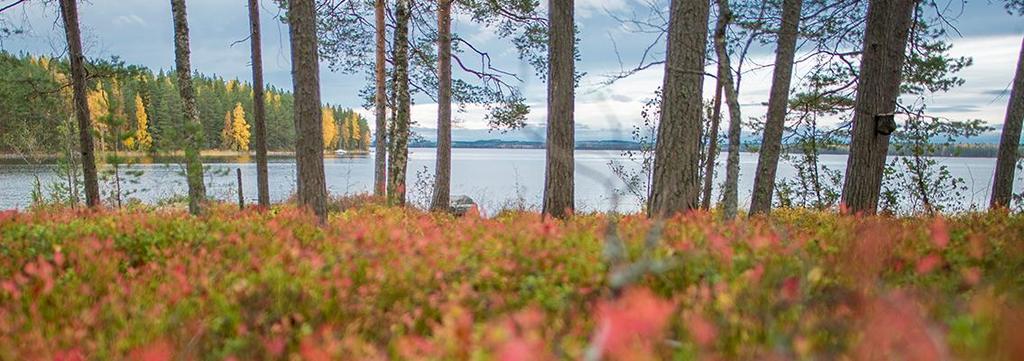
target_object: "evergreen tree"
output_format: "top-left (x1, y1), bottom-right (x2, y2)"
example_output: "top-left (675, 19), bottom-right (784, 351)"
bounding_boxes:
top-left (221, 108), bottom-right (235, 150)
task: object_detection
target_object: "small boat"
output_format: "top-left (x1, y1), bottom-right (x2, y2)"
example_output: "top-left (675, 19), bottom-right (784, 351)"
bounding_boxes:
top-left (335, 149), bottom-right (347, 155)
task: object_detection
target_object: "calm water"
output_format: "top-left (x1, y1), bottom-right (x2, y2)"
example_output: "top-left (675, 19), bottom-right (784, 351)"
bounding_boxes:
top-left (0, 148), bottom-right (1013, 213)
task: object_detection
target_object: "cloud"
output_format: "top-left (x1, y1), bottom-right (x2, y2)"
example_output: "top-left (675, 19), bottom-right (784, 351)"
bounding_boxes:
top-left (980, 88), bottom-right (1010, 96)
top-left (113, 14), bottom-right (145, 27)
top-left (4, 0), bottom-right (1021, 138)
top-left (610, 93), bottom-right (632, 102)
top-left (927, 104), bottom-right (981, 113)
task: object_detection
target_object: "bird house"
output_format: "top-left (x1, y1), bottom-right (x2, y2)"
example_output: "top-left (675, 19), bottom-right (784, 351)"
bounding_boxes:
top-left (875, 113), bottom-right (896, 135)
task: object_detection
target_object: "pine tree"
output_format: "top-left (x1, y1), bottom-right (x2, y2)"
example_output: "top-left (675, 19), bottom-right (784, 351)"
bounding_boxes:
top-left (714, 0), bottom-right (744, 220)
top-left (749, 0), bottom-right (803, 215)
top-left (373, 0), bottom-right (388, 197)
top-left (248, 0), bottom-right (270, 207)
top-left (542, 0), bottom-right (575, 218)
top-left (990, 37), bottom-right (1024, 208)
top-left (431, 0), bottom-right (454, 212)
top-left (221, 109), bottom-right (235, 150)
top-left (648, 0), bottom-right (710, 216)
top-left (171, 0), bottom-right (208, 215)
top-left (59, 0), bottom-right (100, 207)
top-left (387, 0), bottom-right (412, 206)
top-left (840, 0), bottom-right (917, 214)
top-left (289, 0), bottom-right (328, 221)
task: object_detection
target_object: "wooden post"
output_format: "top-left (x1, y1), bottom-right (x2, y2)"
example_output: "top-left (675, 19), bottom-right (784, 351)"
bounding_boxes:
top-left (237, 168), bottom-right (244, 210)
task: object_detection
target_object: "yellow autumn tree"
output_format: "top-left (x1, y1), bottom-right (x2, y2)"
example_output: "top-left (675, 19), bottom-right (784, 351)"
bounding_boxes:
top-left (361, 129), bottom-right (371, 151)
top-left (221, 102), bottom-right (250, 151)
top-left (323, 107), bottom-right (339, 150)
top-left (125, 94), bottom-right (153, 151)
top-left (348, 113), bottom-right (362, 150)
top-left (339, 112), bottom-right (351, 150)
top-left (87, 82), bottom-right (110, 150)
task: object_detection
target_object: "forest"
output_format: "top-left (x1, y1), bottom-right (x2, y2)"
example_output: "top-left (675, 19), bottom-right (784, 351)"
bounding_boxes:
top-left (1, 0), bottom-right (1024, 359)
top-left (0, 52), bottom-right (370, 154)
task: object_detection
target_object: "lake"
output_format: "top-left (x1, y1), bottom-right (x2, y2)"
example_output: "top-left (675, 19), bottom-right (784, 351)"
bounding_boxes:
top-left (0, 148), bottom-right (1015, 213)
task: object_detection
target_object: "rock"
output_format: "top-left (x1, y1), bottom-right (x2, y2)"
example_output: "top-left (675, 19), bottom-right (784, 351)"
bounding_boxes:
top-left (449, 195), bottom-right (476, 216)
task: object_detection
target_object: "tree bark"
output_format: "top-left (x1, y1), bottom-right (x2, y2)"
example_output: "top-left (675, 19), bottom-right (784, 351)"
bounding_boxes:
top-left (990, 36), bottom-right (1024, 209)
top-left (373, 0), bottom-right (388, 198)
top-left (430, 0), bottom-right (453, 212)
top-left (714, 0), bottom-right (743, 220)
top-left (749, 0), bottom-right (802, 215)
top-left (648, 0), bottom-right (709, 217)
top-left (387, 0), bottom-right (412, 206)
top-left (701, 77), bottom-right (724, 210)
top-left (248, 0), bottom-right (270, 208)
top-left (171, 0), bottom-right (207, 215)
top-left (288, 0), bottom-right (328, 221)
top-left (841, 0), bottom-right (917, 214)
top-left (542, 0), bottom-right (575, 219)
top-left (58, 0), bottom-right (100, 208)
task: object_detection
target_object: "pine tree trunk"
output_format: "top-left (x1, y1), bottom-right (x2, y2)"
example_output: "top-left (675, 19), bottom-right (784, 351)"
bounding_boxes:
top-left (749, 0), bottom-right (802, 215)
top-left (288, 0), bottom-right (328, 221)
top-left (58, 0), bottom-right (100, 208)
top-left (373, 0), bottom-right (388, 198)
top-left (714, 0), bottom-right (743, 220)
top-left (841, 0), bottom-right (917, 214)
top-left (648, 0), bottom-right (710, 217)
top-left (701, 77), bottom-right (724, 210)
top-left (990, 36), bottom-right (1024, 209)
top-left (387, 0), bottom-right (412, 206)
top-left (171, 0), bottom-right (207, 215)
top-left (430, 0), bottom-right (453, 212)
top-left (248, 0), bottom-right (270, 208)
top-left (542, 0), bottom-right (575, 219)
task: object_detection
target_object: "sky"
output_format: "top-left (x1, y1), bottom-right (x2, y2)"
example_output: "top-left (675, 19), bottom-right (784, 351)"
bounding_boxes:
top-left (1, 0), bottom-right (1022, 141)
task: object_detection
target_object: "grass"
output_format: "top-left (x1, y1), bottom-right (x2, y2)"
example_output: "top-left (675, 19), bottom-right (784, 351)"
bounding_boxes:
top-left (0, 203), bottom-right (1022, 360)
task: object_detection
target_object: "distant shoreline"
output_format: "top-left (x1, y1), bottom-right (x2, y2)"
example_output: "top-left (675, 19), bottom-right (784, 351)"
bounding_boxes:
top-left (0, 149), bottom-right (369, 163)
top-left (1, 141), bottom-right (1015, 161)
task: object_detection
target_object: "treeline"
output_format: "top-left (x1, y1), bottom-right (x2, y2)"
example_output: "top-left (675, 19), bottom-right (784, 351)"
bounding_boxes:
top-left (0, 51), bottom-right (368, 154)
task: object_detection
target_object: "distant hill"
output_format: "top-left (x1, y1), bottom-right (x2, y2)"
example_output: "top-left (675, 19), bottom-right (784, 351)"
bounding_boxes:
top-left (408, 139), bottom-right (643, 150)
top-left (404, 137), bottom-right (1012, 157)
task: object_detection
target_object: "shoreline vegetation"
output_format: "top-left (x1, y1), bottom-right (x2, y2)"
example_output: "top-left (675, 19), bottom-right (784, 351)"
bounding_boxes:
top-left (1, 141), bottom-right (1016, 162)
top-left (0, 147), bottom-right (374, 161)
